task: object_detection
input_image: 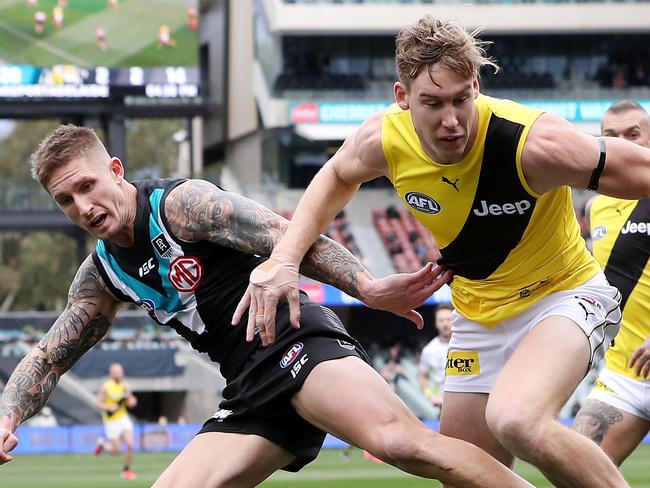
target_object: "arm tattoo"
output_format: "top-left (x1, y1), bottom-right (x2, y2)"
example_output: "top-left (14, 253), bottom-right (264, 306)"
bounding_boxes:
top-left (573, 399), bottom-right (624, 444)
top-left (0, 257), bottom-right (114, 429)
top-left (166, 181), bottom-right (367, 298)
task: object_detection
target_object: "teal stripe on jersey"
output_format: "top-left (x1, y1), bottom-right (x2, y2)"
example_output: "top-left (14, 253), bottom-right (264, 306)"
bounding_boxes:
top-left (148, 189), bottom-right (184, 310)
top-left (96, 240), bottom-right (183, 314)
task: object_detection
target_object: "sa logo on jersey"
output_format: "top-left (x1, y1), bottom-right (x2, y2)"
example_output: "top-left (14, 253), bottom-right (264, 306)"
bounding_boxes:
top-left (280, 343), bottom-right (304, 368)
top-left (404, 192), bottom-right (441, 215)
top-left (168, 256), bottom-right (203, 292)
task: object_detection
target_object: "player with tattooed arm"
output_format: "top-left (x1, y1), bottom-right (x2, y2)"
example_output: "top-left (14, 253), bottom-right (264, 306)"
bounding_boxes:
top-left (0, 125), bottom-right (532, 487)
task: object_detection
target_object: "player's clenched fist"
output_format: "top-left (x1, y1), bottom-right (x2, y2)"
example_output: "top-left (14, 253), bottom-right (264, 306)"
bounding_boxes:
top-left (0, 427), bottom-right (18, 464)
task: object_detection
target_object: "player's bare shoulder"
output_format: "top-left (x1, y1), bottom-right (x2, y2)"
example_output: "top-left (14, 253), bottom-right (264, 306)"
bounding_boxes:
top-left (331, 109), bottom-right (389, 184)
top-left (354, 110), bottom-right (389, 174)
top-left (163, 179), bottom-right (225, 241)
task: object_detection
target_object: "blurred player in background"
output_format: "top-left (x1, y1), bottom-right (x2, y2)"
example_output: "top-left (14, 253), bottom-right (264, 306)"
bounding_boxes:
top-left (238, 14), bottom-right (650, 488)
top-left (573, 100), bottom-right (650, 466)
top-left (94, 362), bottom-right (138, 480)
top-left (419, 305), bottom-right (453, 412)
top-left (157, 25), bottom-right (176, 48)
top-left (52, 5), bottom-right (63, 29)
top-left (96, 27), bottom-right (107, 51)
top-left (107, 0), bottom-right (119, 11)
top-left (186, 6), bottom-right (198, 32)
top-left (33, 11), bottom-right (46, 35)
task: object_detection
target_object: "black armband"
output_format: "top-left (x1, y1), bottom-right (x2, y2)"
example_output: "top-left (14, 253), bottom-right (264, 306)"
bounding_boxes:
top-left (587, 137), bottom-right (607, 191)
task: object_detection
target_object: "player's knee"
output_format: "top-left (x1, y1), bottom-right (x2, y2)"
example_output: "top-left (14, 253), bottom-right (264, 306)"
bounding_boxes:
top-left (372, 422), bottom-right (440, 466)
top-left (486, 403), bottom-right (546, 457)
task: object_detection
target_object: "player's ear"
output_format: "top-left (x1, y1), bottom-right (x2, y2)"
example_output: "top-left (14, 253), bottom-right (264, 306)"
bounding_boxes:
top-left (110, 157), bottom-right (125, 182)
top-left (394, 82), bottom-right (409, 110)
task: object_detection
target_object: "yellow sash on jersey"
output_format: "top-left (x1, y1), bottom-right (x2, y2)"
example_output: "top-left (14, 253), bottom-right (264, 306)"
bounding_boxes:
top-left (591, 196), bottom-right (650, 380)
top-left (382, 94), bottom-right (600, 327)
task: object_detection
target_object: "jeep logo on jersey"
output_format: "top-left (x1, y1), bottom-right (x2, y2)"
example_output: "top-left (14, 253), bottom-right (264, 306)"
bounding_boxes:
top-left (152, 233), bottom-right (173, 259)
top-left (280, 342), bottom-right (304, 368)
top-left (405, 192), bottom-right (441, 214)
top-left (621, 220), bottom-right (650, 235)
top-left (473, 199), bottom-right (531, 217)
top-left (168, 256), bottom-right (203, 292)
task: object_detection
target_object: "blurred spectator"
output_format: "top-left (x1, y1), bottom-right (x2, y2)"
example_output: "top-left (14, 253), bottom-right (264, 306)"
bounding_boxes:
top-left (419, 305), bottom-right (453, 414)
top-left (379, 342), bottom-right (407, 392)
top-left (27, 406), bottom-right (57, 427)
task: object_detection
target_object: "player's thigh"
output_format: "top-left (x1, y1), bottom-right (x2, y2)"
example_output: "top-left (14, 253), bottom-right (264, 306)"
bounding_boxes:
top-left (291, 356), bottom-right (425, 447)
top-left (439, 391), bottom-right (514, 468)
top-left (574, 399), bottom-right (650, 466)
top-left (120, 427), bottom-right (134, 447)
top-left (488, 315), bottom-right (591, 423)
top-left (153, 432), bottom-right (294, 488)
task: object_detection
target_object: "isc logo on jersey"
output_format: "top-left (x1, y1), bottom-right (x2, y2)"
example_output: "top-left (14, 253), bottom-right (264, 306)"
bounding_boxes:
top-left (473, 199), bottom-right (531, 217)
top-left (405, 192), bottom-right (441, 215)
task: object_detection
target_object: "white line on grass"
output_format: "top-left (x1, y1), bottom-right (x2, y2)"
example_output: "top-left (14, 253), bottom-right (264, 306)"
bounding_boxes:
top-left (0, 17), bottom-right (90, 66)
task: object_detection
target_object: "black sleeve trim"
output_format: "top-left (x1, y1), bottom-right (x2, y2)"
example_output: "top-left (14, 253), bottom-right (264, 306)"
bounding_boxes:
top-left (587, 137), bottom-right (607, 192)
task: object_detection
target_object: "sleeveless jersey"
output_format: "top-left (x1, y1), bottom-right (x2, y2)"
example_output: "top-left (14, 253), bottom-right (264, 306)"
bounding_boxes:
top-left (102, 379), bottom-right (128, 422)
top-left (382, 94), bottom-right (600, 327)
top-left (92, 179), bottom-right (264, 380)
top-left (590, 196), bottom-right (650, 380)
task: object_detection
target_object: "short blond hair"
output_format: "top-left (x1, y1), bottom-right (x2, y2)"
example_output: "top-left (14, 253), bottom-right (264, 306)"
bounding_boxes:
top-left (31, 125), bottom-right (109, 188)
top-left (395, 16), bottom-right (498, 87)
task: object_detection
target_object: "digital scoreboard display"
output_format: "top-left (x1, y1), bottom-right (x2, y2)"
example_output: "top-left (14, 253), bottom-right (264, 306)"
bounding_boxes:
top-left (0, 0), bottom-right (199, 100)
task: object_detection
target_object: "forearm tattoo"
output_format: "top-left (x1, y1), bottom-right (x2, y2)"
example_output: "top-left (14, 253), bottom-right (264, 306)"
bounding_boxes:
top-left (0, 258), bottom-right (113, 429)
top-left (573, 399), bottom-right (624, 444)
top-left (166, 181), bottom-right (366, 298)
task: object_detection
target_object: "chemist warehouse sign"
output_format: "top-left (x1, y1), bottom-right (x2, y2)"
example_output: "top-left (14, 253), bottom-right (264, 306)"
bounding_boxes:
top-left (289, 100), bottom-right (650, 124)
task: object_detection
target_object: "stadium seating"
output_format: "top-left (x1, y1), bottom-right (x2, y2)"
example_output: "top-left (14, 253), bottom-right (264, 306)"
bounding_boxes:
top-left (278, 210), bottom-right (364, 259)
top-left (372, 205), bottom-right (439, 273)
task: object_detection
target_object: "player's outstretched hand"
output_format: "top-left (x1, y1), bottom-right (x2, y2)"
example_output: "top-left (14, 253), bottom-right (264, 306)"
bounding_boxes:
top-left (231, 254), bottom-right (301, 347)
top-left (629, 335), bottom-right (650, 378)
top-left (359, 263), bottom-right (453, 329)
top-left (0, 427), bottom-right (18, 465)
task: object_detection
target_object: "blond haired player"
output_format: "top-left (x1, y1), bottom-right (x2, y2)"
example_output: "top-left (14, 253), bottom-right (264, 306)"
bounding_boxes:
top-left (236, 15), bottom-right (650, 488)
top-left (573, 100), bottom-right (650, 465)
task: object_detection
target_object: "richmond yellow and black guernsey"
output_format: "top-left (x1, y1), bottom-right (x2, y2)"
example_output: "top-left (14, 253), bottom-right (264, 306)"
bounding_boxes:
top-left (382, 94), bottom-right (600, 326)
top-left (591, 196), bottom-right (650, 379)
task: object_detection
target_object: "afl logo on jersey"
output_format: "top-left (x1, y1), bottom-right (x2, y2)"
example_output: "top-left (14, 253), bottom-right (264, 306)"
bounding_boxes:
top-left (592, 226), bottom-right (607, 241)
top-left (168, 256), bottom-right (203, 292)
top-left (280, 343), bottom-right (304, 368)
top-left (405, 192), bottom-right (441, 215)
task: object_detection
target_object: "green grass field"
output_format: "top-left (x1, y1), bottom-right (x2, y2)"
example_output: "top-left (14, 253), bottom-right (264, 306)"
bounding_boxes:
top-left (2, 446), bottom-right (650, 487)
top-left (0, 0), bottom-right (197, 67)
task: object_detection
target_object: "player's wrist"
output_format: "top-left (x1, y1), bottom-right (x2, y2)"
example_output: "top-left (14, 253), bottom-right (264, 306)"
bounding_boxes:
top-left (269, 252), bottom-right (300, 270)
top-left (355, 273), bottom-right (377, 305)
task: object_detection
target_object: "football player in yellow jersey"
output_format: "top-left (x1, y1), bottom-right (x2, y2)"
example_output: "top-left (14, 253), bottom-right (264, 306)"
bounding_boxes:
top-left (95, 363), bottom-right (138, 480)
top-left (573, 100), bottom-right (650, 466)
top-left (236, 15), bottom-right (650, 488)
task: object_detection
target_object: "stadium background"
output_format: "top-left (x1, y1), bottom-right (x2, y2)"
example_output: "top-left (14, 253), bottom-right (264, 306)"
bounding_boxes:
top-left (0, 0), bottom-right (649, 485)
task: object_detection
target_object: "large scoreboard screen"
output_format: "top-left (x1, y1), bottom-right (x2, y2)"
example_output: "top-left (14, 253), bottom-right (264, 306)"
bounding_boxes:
top-left (0, 0), bottom-right (199, 100)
